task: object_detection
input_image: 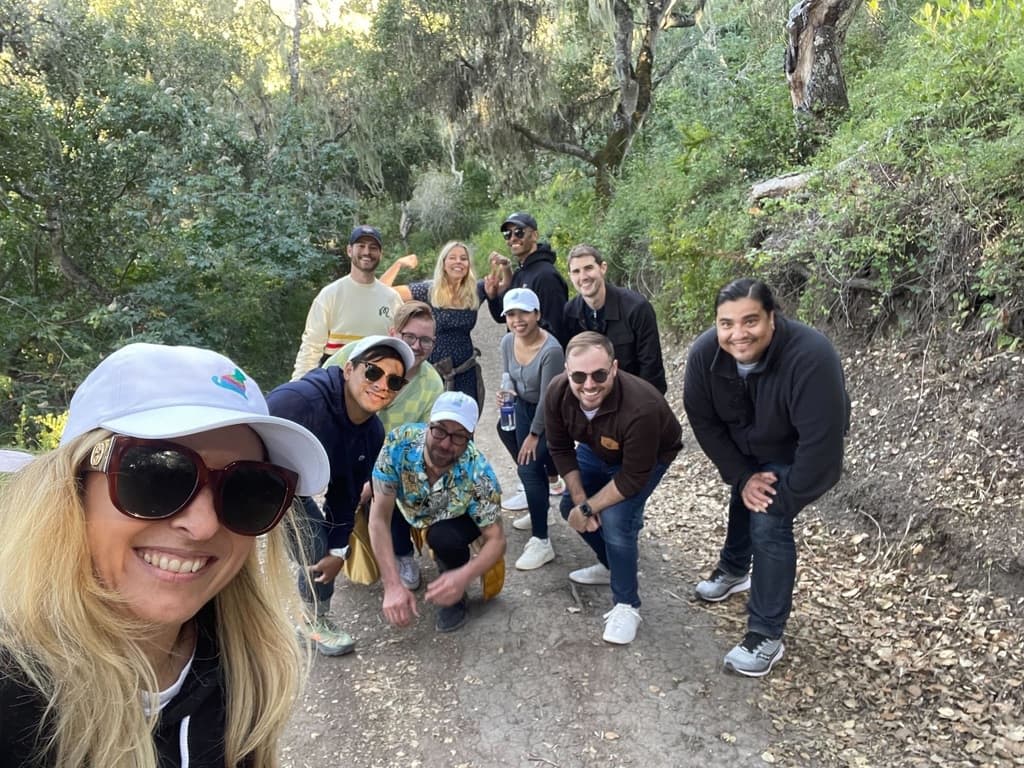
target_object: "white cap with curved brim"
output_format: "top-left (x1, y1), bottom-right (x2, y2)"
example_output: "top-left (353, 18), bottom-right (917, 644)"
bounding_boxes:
top-left (344, 334), bottom-right (415, 374)
top-left (429, 391), bottom-right (479, 433)
top-left (60, 343), bottom-right (330, 496)
top-left (0, 449), bottom-right (33, 474)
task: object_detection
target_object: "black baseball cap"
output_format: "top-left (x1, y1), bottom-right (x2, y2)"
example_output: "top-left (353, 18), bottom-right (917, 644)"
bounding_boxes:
top-left (500, 212), bottom-right (538, 232)
top-left (348, 225), bottom-right (383, 247)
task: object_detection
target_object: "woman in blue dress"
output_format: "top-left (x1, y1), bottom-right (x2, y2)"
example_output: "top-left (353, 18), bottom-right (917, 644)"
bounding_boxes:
top-left (384, 241), bottom-right (482, 404)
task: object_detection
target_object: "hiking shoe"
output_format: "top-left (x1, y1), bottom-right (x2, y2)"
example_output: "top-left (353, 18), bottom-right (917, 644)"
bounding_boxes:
top-left (397, 554), bottom-right (421, 590)
top-left (301, 616), bottom-right (355, 656)
top-left (569, 562), bottom-right (611, 585)
top-left (435, 595), bottom-right (468, 633)
top-left (695, 567), bottom-right (751, 602)
top-left (724, 631), bottom-right (784, 677)
top-left (548, 476), bottom-right (566, 496)
top-left (602, 603), bottom-right (642, 644)
top-left (515, 537), bottom-right (555, 570)
top-left (502, 490), bottom-right (528, 511)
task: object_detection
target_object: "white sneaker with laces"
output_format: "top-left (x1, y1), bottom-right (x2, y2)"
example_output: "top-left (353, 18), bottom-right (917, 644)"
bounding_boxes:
top-left (569, 562), bottom-right (611, 585)
top-left (603, 603), bottom-right (642, 644)
top-left (515, 537), bottom-right (555, 570)
top-left (502, 490), bottom-right (528, 511)
top-left (548, 477), bottom-right (566, 496)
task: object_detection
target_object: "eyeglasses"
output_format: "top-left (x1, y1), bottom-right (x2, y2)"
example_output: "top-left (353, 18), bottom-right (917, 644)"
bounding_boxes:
top-left (428, 424), bottom-right (470, 448)
top-left (361, 361), bottom-right (408, 392)
top-left (501, 227), bottom-right (527, 241)
top-left (400, 332), bottom-right (435, 351)
top-left (568, 368), bottom-right (611, 385)
top-left (84, 437), bottom-right (298, 536)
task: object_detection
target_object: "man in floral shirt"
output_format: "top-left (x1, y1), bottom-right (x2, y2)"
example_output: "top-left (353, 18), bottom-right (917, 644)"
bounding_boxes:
top-left (368, 392), bottom-right (506, 633)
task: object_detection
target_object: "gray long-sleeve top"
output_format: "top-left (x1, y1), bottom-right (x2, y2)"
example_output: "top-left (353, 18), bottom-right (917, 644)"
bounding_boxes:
top-left (500, 331), bottom-right (564, 435)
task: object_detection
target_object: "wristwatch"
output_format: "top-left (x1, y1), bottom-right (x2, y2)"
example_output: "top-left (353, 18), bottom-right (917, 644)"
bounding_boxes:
top-left (578, 501), bottom-right (594, 518)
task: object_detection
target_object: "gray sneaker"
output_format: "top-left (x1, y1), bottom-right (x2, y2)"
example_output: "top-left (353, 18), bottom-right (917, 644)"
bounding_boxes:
top-left (724, 631), bottom-right (784, 677)
top-left (397, 555), bottom-right (421, 590)
top-left (695, 567), bottom-right (751, 602)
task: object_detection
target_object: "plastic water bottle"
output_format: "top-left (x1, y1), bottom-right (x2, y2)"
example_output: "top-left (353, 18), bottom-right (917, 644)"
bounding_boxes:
top-left (499, 372), bottom-right (516, 432)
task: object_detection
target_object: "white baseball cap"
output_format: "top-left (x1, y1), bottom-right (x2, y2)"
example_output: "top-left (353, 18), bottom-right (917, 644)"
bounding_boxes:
top-left (501, 288), bottom-right (540, 316)
top-left (429, 391), bottom-right (479, 433)
top-left (344, 334), bottom-right (415, 374)
top-left (60, 343), bottom-right (330, 495)
top-left (0, 449), bottom-right (33, 474)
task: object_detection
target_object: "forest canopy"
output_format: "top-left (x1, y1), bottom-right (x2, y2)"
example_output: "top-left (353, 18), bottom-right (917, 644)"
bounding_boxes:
top-left (2, 0), bottom-right (1023, 447)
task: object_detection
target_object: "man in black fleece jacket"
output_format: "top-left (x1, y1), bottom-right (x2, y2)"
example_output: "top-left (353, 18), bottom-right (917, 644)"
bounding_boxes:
top-left (482, 211), bottom-right (569, 343)
top-left (684, 278), bottom-right (850, 678)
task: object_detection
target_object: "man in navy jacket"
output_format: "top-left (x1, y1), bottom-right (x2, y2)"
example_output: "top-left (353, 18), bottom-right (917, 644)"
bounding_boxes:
top-left (268, 335), bottom-right (413, 656)
top-left (684, 278), bottom-right (849, 677)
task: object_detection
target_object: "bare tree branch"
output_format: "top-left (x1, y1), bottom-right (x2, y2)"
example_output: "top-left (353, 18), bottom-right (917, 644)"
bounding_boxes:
top-left (511, 123), bottom-right (597, 165)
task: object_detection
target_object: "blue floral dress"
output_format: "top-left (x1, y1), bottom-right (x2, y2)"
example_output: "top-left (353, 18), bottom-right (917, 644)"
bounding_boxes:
top-left (410, 281), bottom-right (480, 402)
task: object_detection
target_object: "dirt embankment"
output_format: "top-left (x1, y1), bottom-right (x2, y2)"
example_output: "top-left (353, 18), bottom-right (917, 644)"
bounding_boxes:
top-left (282, 311), bottom-right (1024, 768)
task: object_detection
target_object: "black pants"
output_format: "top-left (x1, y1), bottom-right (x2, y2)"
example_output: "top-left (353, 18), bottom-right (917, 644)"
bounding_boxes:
top-left (427, 514), bottom-right (482, 571)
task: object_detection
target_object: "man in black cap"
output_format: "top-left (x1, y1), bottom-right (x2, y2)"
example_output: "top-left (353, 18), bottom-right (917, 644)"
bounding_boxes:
top-left (292, 224), bottom-right (404, 380)
top-left (483, 212), bottom-right (569, 343)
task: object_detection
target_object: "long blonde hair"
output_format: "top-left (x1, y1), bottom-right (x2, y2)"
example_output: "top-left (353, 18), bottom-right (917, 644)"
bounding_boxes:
top-left (430, 240), bottom-right (479, 310)
top-left (0, 431), bottom-right (304, 768)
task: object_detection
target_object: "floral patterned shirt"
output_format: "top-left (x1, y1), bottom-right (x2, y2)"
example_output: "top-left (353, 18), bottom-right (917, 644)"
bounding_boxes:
top-left (373, 424), bottom-right (501, 529)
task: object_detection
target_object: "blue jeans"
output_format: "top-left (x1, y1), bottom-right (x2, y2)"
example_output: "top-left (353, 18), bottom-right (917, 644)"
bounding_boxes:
top-left (559, 443), bottom-right (668, 607)
top-left (496, 399), bottom-right (551, 539)
top-left (718, 466), bottom-right (799, 638)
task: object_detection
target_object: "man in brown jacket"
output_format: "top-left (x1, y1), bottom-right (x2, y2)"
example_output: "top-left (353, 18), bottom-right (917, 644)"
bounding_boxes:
top-left (544, 332), bottom-right (682, 645)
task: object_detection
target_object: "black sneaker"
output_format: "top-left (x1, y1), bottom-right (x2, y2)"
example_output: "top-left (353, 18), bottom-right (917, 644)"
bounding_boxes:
top-left (435, 595), bottom-right (468, 633)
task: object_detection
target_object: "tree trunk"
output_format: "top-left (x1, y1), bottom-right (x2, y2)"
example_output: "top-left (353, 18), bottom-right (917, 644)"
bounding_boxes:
top-left (785, 0), bottom-right (861, 140)
top-left (288, 0), bottom-right (303, 101)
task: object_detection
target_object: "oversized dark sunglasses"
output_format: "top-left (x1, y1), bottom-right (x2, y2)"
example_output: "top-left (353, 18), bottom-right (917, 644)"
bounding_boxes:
top-left (569, 368), bottom-right (611, 384)
top-left (84, 436), bottom-right (298, 536)
top-left (362, 361), bottom-right (408, 392)
top-left (501, 227), bottom-right (527, 241)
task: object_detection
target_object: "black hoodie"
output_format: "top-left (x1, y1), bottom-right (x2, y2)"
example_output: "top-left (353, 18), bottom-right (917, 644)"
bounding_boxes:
top-left (0, 606), bottom-right (246, 768)
top-left (485, 243), bottom-right (570, 343)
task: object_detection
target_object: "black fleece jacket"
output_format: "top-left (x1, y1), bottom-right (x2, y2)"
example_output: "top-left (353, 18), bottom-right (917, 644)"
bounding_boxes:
top-left (683, 314), bottom-right (850, 517)
top-left (0, 606), bottom-right (247, 768)
top-left (485, 243), bottom-right (569, 342)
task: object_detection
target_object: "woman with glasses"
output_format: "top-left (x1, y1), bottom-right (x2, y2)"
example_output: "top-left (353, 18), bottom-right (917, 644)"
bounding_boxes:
top-left (267, 335), bottom-right (414, 658)
top-left (380, 241), bottom-right (483, 406)
top-left (496, 288), bottom-right (565, 571)
top-left (0, 343), bottom-right (330, 767)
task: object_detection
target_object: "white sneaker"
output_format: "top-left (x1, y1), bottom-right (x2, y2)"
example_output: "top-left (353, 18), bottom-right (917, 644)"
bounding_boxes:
top-left (603, 603), bottom-right (642, 644)
top-left (548, 477), bottom-right (566, 496)
top-left (512, 511), bottom-right (532, 530)
top-left (502, 490), bottom-right (528, 511)
top-left (569, 562), bottom-right (611, 585)
top-left (515, 537), bottom-right (555, 570)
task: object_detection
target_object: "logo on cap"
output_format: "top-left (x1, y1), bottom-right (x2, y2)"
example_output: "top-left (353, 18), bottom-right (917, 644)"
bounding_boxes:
top-left (211, 368), bottom-right (249, 399)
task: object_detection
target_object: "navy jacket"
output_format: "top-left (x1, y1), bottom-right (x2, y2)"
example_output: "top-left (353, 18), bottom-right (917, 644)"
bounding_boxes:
top-left (561, 282), bottom-right (667, 393)
top-left (267, 367), bottom-right (383, 548)
top-left (485, 243), bottom-right (569, 342)
top-left (683, 314), bottom-right (850, 517)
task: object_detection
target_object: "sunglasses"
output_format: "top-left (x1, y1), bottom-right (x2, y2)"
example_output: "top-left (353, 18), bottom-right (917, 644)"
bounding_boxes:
top-left (568, 368), bottom-right (611, 385)
top-left (361, 361), bottom-right (408, 392)
top-left (400, 332), bottom-right (436, 351)
top-left (84, 437), bottom-right (298, 536)
top-left (428, 424), bottom-right (470, 448)
top-left (501, 227), bottom-right (527, 241)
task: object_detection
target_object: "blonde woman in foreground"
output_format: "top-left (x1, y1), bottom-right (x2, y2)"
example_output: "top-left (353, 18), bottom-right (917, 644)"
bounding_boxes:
top-left (0, 343), bottom-right (329, 767)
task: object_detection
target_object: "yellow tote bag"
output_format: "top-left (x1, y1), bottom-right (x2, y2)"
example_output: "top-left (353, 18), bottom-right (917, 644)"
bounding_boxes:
top-left (341, 506), bottom-right (380, 585)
